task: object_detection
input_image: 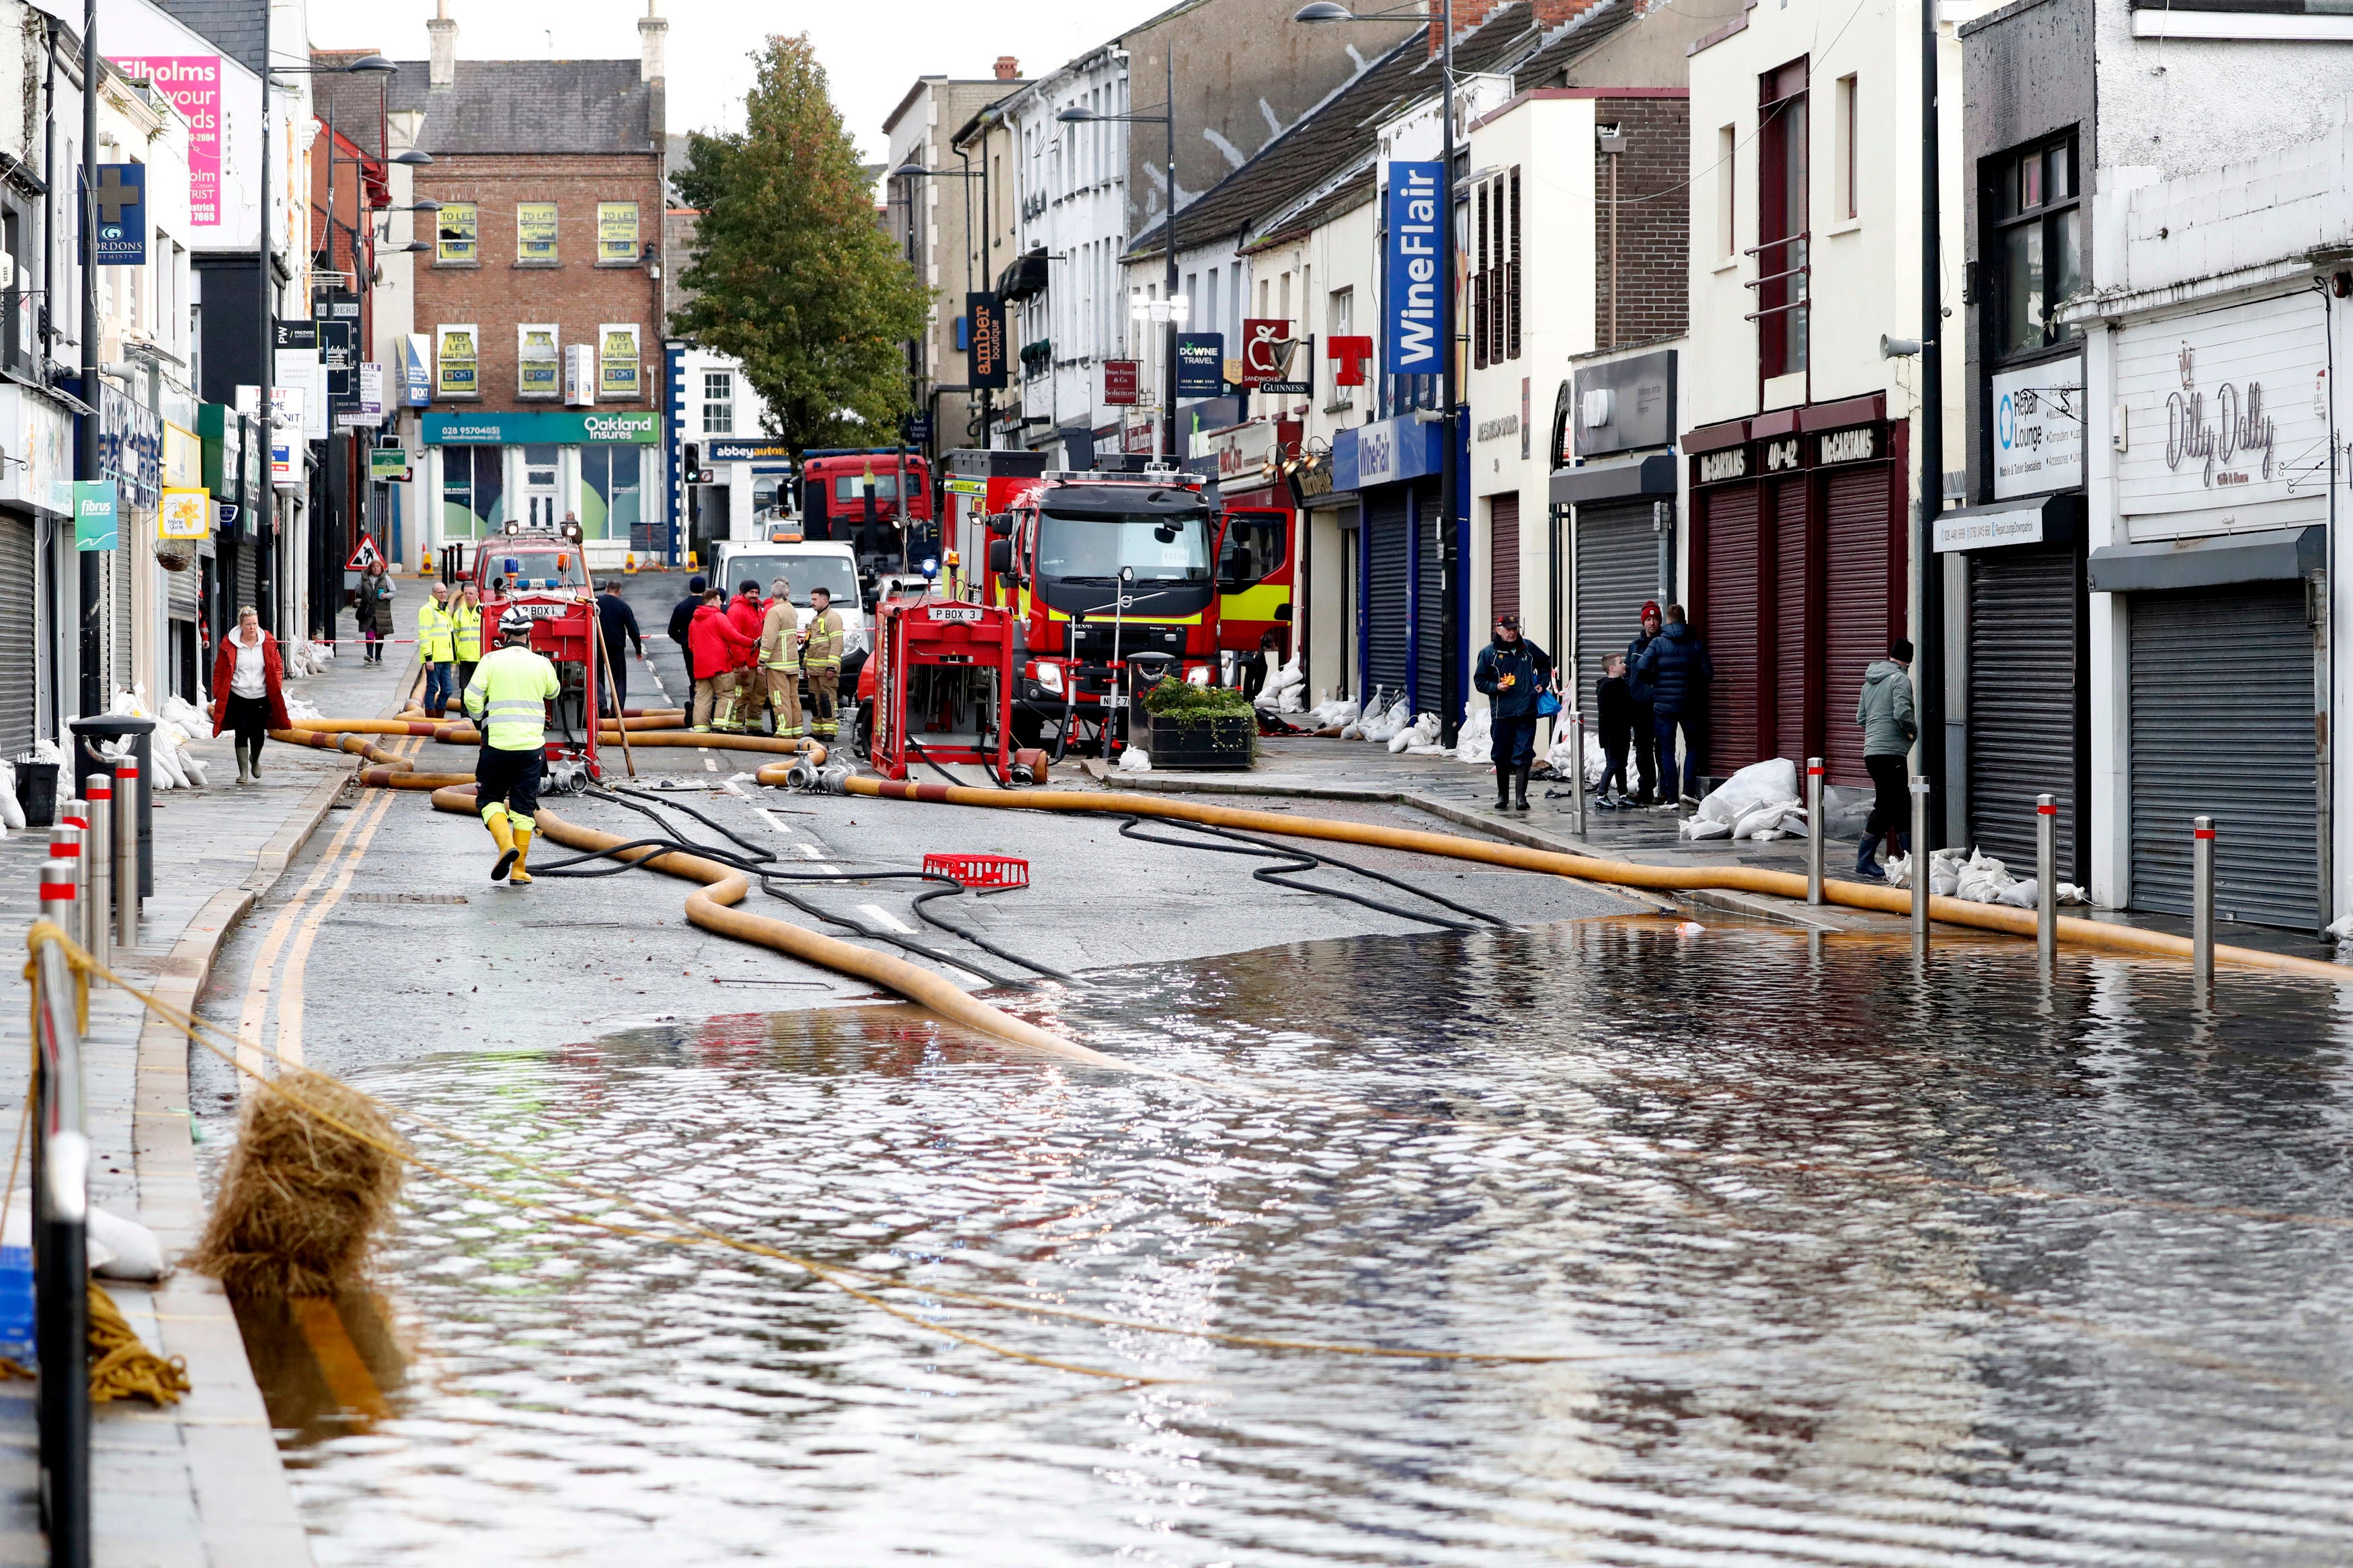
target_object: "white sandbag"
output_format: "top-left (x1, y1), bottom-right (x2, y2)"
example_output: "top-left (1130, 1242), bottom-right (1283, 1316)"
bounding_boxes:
top-left (3, 1194), bottom-right (165, 1280)
top-left (1884, 850), bottom-right (1912, 886)
top-left (1387, 712), bottom-right (1439, 753)
top-left (179, 750), bottom-right (209, 788)
top-left (1993, 878), bottom-right (2040, 909)
top-left (0, 761), bottom-right (20, 831)
top-left (1953, 849), bottom-right (2017, 905)
top-left (1454, 706), bottom-right (1492, 765)
top-left (1730, 802), bottom-right (1791, 840)
top-left (1679, 815), bottom-right (1733, 839)
top-left (1696, 757), bottom-right (1800, 825)
top-left (1117, 747), bottom-right (1151, 773)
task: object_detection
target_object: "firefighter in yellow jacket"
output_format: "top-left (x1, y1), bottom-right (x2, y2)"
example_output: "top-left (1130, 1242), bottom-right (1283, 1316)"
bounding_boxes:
top-left (463, 606), bottom-right (561, 884)
top-left (449, 583), bottom-right (484, 692)
top-left (418, 583), bottom-right (456, 714)
top-left (758, 577), bottom-right (803, 739)
top-left (799, 585), bottom-right (844, 739)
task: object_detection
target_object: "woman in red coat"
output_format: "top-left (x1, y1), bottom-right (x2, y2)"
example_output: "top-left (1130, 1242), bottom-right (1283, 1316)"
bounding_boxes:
top-left (210, 605), bottom-right (292, 784)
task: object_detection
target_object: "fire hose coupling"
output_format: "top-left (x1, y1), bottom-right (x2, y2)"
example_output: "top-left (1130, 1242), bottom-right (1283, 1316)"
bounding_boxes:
top-left (790, 761), bottom-right (854, 794)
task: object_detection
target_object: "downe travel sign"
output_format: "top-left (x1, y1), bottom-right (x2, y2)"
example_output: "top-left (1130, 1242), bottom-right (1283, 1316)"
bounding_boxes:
top-left (1384, 161), bottom-right (1445, 377)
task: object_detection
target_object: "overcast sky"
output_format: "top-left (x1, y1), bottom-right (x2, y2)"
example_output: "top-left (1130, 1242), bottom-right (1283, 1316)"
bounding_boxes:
top-left (305, 1), bottom-right (1170, 161)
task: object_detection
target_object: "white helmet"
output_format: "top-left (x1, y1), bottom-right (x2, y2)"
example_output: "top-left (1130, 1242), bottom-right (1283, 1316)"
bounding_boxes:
top-left (498, 605), bottom-right (534, 640)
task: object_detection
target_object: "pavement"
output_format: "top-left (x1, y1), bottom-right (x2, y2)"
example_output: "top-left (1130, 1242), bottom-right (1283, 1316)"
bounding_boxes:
top-left (0, 630), bottom-right (411, 1568)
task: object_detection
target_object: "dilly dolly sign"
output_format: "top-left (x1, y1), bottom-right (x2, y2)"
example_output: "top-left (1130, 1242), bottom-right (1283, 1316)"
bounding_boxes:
top-left (1384, 161), bottom-right (1445, 377)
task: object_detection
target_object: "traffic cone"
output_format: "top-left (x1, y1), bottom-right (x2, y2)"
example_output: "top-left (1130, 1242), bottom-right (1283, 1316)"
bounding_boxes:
top-left (624, 553), bottom-right (637, 575)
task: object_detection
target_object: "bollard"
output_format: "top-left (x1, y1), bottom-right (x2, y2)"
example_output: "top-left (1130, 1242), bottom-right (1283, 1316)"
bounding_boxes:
top-left (29, 923), bottom-right (91, 1568)
top-left (2036, 794), bottom-right (2058, 977)
top-left (1910, 776), bottom-right (1931, 956)
top-left (81, 774), bottom-right (110, 971)
top-left (1805, 757), bottom-right (1825, 905)
top-left (47, 818), bottom-right (82, 924)
top-left (1569, 711), bottom-right (1587, 835)
top-left (112, 756), bottom-right (139, 950)
top-left (39, 845), bottom-right (77, 926)
top-left (2192, 815), bottom-right (2217, 992)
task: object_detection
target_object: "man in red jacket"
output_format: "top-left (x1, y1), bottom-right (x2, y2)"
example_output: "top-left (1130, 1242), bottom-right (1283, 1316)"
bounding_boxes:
top-left (716, 579), bottom-right (768, 733)
top-left (688, 587), bottom-right (758, 732)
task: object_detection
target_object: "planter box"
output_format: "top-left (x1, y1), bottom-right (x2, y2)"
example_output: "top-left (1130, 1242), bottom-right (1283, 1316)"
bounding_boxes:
top-left (1139, 711), bottom-right (1256, 770)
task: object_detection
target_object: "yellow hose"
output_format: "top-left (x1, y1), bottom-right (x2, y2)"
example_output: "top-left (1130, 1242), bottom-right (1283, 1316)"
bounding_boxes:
top-left (419, 784), bottom-right (1101, 1063)
top-left (820, 777), bottom-right (2353, 983)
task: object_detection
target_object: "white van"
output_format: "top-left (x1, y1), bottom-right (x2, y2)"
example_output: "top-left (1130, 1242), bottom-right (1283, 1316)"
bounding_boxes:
top-left (707, 539), bottom-right (869, 658)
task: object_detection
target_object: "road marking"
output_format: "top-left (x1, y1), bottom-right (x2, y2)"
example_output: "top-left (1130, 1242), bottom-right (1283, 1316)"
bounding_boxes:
top-left (857, 903), bottom-right (916, 934)
top-left (230, 785), bottom-right (385, 1091)
top-left (291, 1297), bottom-right (389, 1420)
top-left (704, 756), bottom-right (717, 772)
top-left (272, 785), bottom-right (398, 1071)
top-left (795, 842), bottom-right (826, 859)
top-left (756, 809), bottom-right (797, 835)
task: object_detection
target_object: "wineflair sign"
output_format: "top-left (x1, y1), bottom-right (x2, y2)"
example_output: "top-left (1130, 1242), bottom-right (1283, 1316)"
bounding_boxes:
top-left (422, 411), bottom-right (659, 445)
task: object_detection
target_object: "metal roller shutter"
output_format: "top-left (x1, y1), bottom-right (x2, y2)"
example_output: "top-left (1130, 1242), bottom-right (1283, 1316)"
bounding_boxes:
top-left (1488, 491), bottom-right (1519, 627)
top-left (1414, 480), bottom-right (1443, 716)
top-left (0, 518), bottom-right (34, 757)
top-left (108, 546), bottom-right (132, 702)
top-left (1968, 544), bottom-right (2079, 878)
top-left (1822, 466), bottom-right (1896, 787)
top-left (233, 537), bottom-right (259, 624)
top-left (1364, 489), bottom-right (1410, 704)
top-left (1771, 478), bottom-right (1809, 761)
top-left (1574, 501), bottom-right (1659, 717)
top-left (1699, 485), bottom-right (1761, 774)
top-left (2129, 585), bottom-right (2317, 929)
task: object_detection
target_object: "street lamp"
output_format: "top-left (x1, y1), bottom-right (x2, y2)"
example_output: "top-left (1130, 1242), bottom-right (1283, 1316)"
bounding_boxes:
top-left (1296, 0), bottom-right (1465, 743)
top-left (1059, 46), bottom-right (1179, 463)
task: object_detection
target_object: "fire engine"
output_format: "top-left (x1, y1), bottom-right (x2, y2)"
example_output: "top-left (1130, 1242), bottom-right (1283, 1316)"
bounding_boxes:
top-left (797, 448), bottom-right (936, 589)
top-left (461, 520), bottom-right (607, 779)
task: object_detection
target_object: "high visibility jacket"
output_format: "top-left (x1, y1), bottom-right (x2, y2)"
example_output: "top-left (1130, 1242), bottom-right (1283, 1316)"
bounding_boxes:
top-left (760, 602), bottom-right (801, 671)
top-left (463, 644), bottom-right (561, 751)
top-left (726, 595), bottom-right (766, 671)
top-left (450, 600), bottom-right (483, 661)
top-left (417, 600), bottom-right (455, 662)
top-left (800, 608), bottom-right (844, 669)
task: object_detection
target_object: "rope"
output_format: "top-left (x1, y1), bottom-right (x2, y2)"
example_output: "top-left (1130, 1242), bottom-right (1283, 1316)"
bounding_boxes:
top-left (87, 1280), bottom-right (190, 1406)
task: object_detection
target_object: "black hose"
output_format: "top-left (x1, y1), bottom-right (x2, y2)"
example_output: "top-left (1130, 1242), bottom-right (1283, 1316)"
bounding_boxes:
top-left (1112, 815), bottom-right (1507, 934)
top-left (906, 734), bottom-right (1012, 791)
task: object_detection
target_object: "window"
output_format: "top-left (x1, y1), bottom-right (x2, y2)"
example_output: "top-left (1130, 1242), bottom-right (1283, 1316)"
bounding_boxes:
top-left (1716, 124), bottom-right (1737, 261)
top-left (596, 201), bottom-right (639, 266)
top-left (1474, 179), bottom-right (1490, 369)
top-left (517, 201), bottom-right (557, 263)
top-left (440, 445), bottom-right (503, 538)
top-left (1991, 132), bottom-right (2081, 360)
top-left (582, 445), bottom-right (644, 542)
top-left (703, 369), bottom-right (734, 434)
top-left (1507, 167), bottom-right (1521, 362)
top-left (434, 323), bottom-right (479, 399)
top-left (436, 201), bottom-right (477, 264)
top-left (600, 323), bottom-right (641, 399)
top-left (1326, 286), bottom-right (1353, 407)
top-left (1835, 75), bottom-right (1858, 221)
top-left (517, 324), bottom-right (559, 399)
top-left (1472, 169), bottom-right (1523, 368)
top-left (1753, 60), bottom-right (1809, 382)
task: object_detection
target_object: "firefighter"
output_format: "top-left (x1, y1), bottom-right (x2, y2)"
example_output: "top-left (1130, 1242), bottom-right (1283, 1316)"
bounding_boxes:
top-left (417, 582), bottom-right (456, 714)
top-left (450, 582), bottom-right (484, 694)
top-left (714, 579), bottom-right (766, 733)
top-left (464, 605), bottom-right (562, 884)
top-left (688, 587), bottom-right (758, 731)
top-left (759, 575), bottom-right (803, 739)
top-left (801, 584), bottom-right (845, 740)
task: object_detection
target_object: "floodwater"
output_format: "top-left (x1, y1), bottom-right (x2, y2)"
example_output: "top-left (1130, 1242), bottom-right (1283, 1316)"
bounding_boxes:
top-left (238, 918), bottom-right (2353, 1565)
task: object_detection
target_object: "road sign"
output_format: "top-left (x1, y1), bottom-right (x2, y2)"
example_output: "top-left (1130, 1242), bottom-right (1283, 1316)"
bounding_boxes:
top-left (345, 534), bottom-right (384, 573)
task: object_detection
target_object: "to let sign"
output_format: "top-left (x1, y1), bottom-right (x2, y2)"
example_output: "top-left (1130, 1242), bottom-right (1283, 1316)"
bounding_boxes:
top-left (1103, 359), bottom-right (1139, 406)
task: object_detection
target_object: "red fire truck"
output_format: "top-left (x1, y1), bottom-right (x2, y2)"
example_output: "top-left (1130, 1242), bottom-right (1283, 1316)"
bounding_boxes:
top-left (465, 520), bottom-right (606, 778)
top-left (797, 448), bottom-right (936, 589)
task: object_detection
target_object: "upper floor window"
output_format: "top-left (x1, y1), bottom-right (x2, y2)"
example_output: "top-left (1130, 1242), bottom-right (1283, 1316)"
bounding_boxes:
top-left (436, 202), bottom-right (477, 265)
top-left (1753, 59), bottom-right (1808, 382)
top-left (1991, 132), bottom-right (2081, 359)
top-left (703, 369), bottom-right (734, 434)
top-left (1472, 167), bottom-right (1522, 368)
top-left (518, 201), bottom-right (557, 264)
top-left (597, 202), bottom-right (639, 266)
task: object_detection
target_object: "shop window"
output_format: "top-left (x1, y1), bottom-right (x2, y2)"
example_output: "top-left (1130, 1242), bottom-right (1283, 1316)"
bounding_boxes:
top-left (703, 370), bottom-right (734, 435)
top-left (597, 201), bottom-right (639, 266)
top-left (517, 201), bottom-right (557, 264)
top-left (440, 445), bottom-right (502, 538)
top-left (1753, 60), bottom-right (1808, 382)
top-left (1990, 131), bottom-right (2081, 360)
top-left (582, 445), bottom-right (643, 541)
top-left (436, 201), bottom-right (477, 265)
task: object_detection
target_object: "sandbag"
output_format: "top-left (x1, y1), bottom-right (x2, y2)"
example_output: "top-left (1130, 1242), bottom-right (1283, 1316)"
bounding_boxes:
top-left (1696, 758), bottom-right (1799, 825)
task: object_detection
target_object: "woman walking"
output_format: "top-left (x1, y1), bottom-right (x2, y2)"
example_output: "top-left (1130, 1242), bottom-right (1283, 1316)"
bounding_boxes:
top-left (210, 606), bottom-right (292, 784)
top-left (358, 561), bottom-right (394, 663)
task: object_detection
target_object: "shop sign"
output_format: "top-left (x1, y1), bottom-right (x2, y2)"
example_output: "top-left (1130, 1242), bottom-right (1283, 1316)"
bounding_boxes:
top-left (1175, 333), bottom-right (1225, 398)
top-left (111, 56), bottom-right (221, 225)
top-left (599, 324), bottom-right (641, 399)
top-left (1123, 419), bottom-right (1157, 455)
top-left (1289, 454), bottom-right (1335, 505)
top-left (1993, 357), bottom-right (2084, 498)
top-left (1696, 446), bottom-right (1747, 485)
top-left (434, 324), bottom-right (477, 401)
top-left (158, 487), bottom-right (210, 541)
top-left (368, 446), bottom-right (411, 480)
top-left (270, 387), bottom-right (303, 485)
top-left (73, 481), bottom-right (116, 550)
top-left (1762, 436), bottom-right (1802, 472)
top-left (1572, 349), bottom-right (1677, 460)
top-left (708, 441), bottom-right (789, 462)
top-left (161, 421), bottom-right (201, 488)
top-left (1334, 415), bottom-right (1443, 491)
top-left (1476, 413), bottom-right (1519, 444)
top-left (422, 410), bottom-right (660, 445)
top-left (1195, 419), bottom-right (1298, 483)
top-left (277, 318), bottom-right (324, 438)
top-left (401, 333), bottom-right (432, 407)
top-left (1934, 503), bottom-right (2046, 553)
top-left (99, 386), bottom-right (161, 507)
top-left (1103, 359), bottom-right (1138, 405)
top-left (1383, 160), bottom-right (1444, 374)
top-left (967, 292), bottom-right (1008, 388)
top-left (87, 163), bottom-right (145, 265)
top-left (1815, 425), bottom-right (1879, 466)
top-left (358, 362), bottom-right (385, 423)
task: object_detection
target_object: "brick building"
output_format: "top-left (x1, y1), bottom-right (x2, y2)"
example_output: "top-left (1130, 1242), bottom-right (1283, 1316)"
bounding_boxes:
top-left (370, 1), bottom-right (668, 567)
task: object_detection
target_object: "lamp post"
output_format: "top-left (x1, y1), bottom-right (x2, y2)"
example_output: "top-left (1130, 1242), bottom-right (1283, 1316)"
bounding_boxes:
top-left (1296, 0), bottom-right (1462, 743)
top-left (891, 162), bottom-right (984, 454)
top-left (76, 0), bottom-right (97, 715)
top-left (1059, 42), bottom-right (1176, 462)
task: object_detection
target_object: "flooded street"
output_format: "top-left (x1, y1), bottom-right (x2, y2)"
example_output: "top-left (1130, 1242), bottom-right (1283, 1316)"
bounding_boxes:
top-left (237, 919), bottom-right (2353, 1565)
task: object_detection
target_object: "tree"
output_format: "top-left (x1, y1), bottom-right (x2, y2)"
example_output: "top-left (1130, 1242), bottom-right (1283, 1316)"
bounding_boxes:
top-left (673, 35), bottom-right (929, 452)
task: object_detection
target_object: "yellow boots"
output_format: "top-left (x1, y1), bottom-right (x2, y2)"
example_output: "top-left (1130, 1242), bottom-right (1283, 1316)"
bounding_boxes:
top-left (510, 821), bottom-right (535, 885)
top-left (483, 806), bottom-right (518, 882)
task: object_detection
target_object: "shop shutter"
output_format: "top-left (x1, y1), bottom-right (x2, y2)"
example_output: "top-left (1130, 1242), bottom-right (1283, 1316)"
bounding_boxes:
top-left (1770, 478), bottom-right (1810, 762)
top-left (2128, 584), bottom-right (2317, 929)
top-left (233, 538), bottom-right (260, 626)
top-left (1821, 466), bottom-right (1896, 787)
top-left (1414, 481), bottom-right (1444, 716)
top-left (1967, 544), bottom-right (2079, 878)
top-left (1698, 485), bottom-right (1761, 774)
top-left (105, 546), bottom-right (131, 702)
top-left (1364, 489), bottom-right (1410, 703)
top-left (0, 518), bottom-right (34, 757)
top-left (1574, 501), bottom-right (1660, 718)
top-left (166, 559), bottom-right (198, 619)
top-left (1488, 491), bottom-right (1519, 628)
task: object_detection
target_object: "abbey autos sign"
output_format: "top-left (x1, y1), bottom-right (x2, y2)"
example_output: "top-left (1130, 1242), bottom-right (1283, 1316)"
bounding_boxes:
top-left (2115, 292), bottom-right (2325, 541)
top-left (1384, 161), bottom-right (1445, 376)
top-left (422, 411), bottom-right (659, 446)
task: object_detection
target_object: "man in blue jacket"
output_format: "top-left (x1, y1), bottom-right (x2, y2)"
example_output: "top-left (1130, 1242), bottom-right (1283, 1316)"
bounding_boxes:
top-left (1626, 600), bottom-right (1664, 805)
top-left (1474, 613), bottom-right (1554, 811)
top-left (1632, 602), bottom-right (1712, 806)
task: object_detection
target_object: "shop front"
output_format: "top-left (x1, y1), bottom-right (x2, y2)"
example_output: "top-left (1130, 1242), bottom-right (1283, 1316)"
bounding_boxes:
top-left (424, 409), bottom-right (662, 567)
top-left (1289, 446), bottom-right (1351, 701)
top-left (99, 386), bottom-right (163, 705)
top-left (1334, 414), bottom-right (1448, 718)
top-left (1551, 349), bottom-right (1679, 717)
top-left (1683, 393), bottom-right (1907, 788)
top-left (0, 384), bottom-right (73, 751)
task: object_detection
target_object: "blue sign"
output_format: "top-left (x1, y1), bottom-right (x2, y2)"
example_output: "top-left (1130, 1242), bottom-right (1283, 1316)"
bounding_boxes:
top-left (87, 163), bottom-right (146, 265)
top-left (1333, 415), bottom-right (1444, 493)
top-left (73, 481), bottom-right (117, 551)
top-left (1384, 161), bottom-right (1445, 376)
top-left (1175, 333), bottom-right (1225, 399)
top-left (400, 335), bottom-right (432, 407)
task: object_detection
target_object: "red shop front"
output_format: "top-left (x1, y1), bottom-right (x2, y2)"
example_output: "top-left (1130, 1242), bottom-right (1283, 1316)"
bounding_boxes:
top-left (1683, 393), bottom-right (1907, 789)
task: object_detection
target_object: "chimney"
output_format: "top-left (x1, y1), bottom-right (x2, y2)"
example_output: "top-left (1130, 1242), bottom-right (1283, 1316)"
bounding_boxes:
top-left (640, 0), bottom-right (669, 85)
top-left (993, 55), bottom-right (1020, 80)
top-left (427, 0), bottom-right (456, 87)
top-left (1430, 0), bottom-right (1511, 55)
